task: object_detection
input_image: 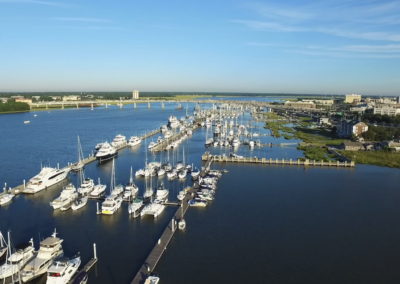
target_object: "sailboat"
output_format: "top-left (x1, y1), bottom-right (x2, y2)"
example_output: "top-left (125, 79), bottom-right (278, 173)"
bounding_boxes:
top-left (178, 149), bottom-right (187, 179)
top-left (205, 125), bottom-right (213, 147)
top-left (101, 158), bottom-right (123, 215)
top-left (123, 167), bottom-right (139, 201)
top-left (0, 232), bottom-right (8, 263)
top-left (178, 205), bottom-right (186, 230)
top-left (71, 136), bottom-right (85, 172)
top-left (72, 170), bottom-right (88, 211)
top-left (0, 186), bottom-right (15, 206)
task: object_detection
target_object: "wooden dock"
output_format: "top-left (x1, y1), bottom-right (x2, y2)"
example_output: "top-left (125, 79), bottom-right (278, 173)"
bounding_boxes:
top-left (139, 128), bottom-right (161, 140)
top-left (202, 152), bottom-right (355, 167)
top-left (130, 191), bottom-right (193, 284)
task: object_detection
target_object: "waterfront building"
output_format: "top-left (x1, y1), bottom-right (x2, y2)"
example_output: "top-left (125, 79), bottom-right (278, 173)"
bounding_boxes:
top-left (15, 98), bottom-right (32, 104)
top-left (373, 106), bottom-right (400, 116)
top-left (341, 141), bottom-right (364, 151)
top-left (284, 101), bottom-right (316, 109)
top-left (381, 141), bottom-right (400, 151)
top-left (337, 120), bottom-right (368, 137)
top-left (132, 90), bottom-right (139, 99)
top-left (0, 98), bottom-right (9, 103)
top-left (11, 95), bottom-right (24, 99)
top-left (63, 95), bottom-right (81, 101)
top-left (345, 94), bottom-right (362, 103)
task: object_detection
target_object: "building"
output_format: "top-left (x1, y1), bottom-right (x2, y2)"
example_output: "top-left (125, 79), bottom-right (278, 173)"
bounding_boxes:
top-left (314, 117), bottom-right (329, 125)
top-left (63, 95), bottom-right (81, 101)
top-left (15, 98), bottom-right (32, 104)
top-left (341, 142), bottom-right (364, 151)
top-left (397, 97), bottom-right (400, 104)
top-left (345, 94), bottom-right (362, 103)
top-left (337, 120), bottom-right (368, 137)
top-left (284, 101), bottom-right (316, 109)
top-left (381, 141), bottom-right (400, 151)
top-left (0, 98), bottom-right (9, 103)
top-left (132, 90), bottom-right (139, 99)
top-left (11, 95), bottom-right (24, 99)
top-left (373, 106), bottom-right (400, 116)
top-left (32, 96), bottom-right (40, 101)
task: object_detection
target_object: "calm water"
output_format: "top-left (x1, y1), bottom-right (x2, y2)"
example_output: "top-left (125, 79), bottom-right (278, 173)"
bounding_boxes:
top-left (1, 100), bottom-right (400, 284)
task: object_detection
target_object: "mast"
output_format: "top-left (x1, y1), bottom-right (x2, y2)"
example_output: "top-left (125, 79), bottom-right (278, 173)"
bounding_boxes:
top-left (110, 158), bottom-right (115, 195)
top-left (130, 167), bottom-right (133, 184)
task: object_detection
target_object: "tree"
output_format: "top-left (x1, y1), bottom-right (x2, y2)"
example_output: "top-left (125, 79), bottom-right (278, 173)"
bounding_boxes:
top-left (350, 134), bottom-right (358, 141)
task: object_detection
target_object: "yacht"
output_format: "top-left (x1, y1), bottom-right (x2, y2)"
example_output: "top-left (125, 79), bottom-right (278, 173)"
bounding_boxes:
top-left (178, 170), bottom-right (187, 179)
top-left (0, 192), bottom-right (15, 206)
top-left (89, 178), bottom-right (106, 198)
top-left (77, 178), bottom-right (94, 195)
top-left (46, 255), bottom-right (81, 284)
top-left (25, 167), bottom-right (71, 194)
top-left (101, 194), bottom-right (122, 215)
top-left (95, 142), bottom-right (104, 151)
top-left (205, 138), bottom-right (214, 147)
top-left (168, 115), bottom-right (179, 128)
top-left (177, 190), bottom-right (186, 201)
top-left (50, 184), bottom-right (78, 210)
top-left (111, 134), bottom-right (126, 148)
top-left (95, 142), bottom-right (117, 162)
top-left (123, 167), bottom-right (139, 201)
top-left (128, 136), bottom-right (142, 147)
top-left (249, 140), bottom-right (255, 148)
top-left (191, 168), bottom-right (200, 179)
top-left (155, 184), bottom-right (169, 202)
top-left (164, 130), bottom-right (173, 139)
top-left (144, 273), bottom-right (160, 284)
top-left (148, 141), bottom-right (156, 151)
top-left (189, 199), bottom-right (207, 207)
top-left (232, 138), bottom-right (240, 147)
top-left (21, 230), bottom-right (64, 283)
top-left (140, 201), bottom-right (165, 217)
top-left (128, 197), bottom-right (143, 215)
top-left (135, 169), bottom-right (145, 177)
top-left (0, 239), bottom-right (35, 279)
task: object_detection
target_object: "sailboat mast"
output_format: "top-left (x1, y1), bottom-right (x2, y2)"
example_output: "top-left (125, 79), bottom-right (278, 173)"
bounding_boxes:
top-left (130, 167), bottom-right (133, 184)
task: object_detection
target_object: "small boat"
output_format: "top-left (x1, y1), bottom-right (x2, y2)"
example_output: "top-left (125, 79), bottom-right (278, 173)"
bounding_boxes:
top-left (178, 170), bottom-right (187, 179)
top-left (0, 191), bottom-right (15, 206)
top-left (157, 168), bottom-right (165, 177)
top-left (155, 184), bottom-right (169, 202)
top-left (189, 200), bottom-right (207, 207)
top-left (72, 271), bottom-right (88, 284)
top-left (71, 195), bottom-right (88, 210)
top-left (34, 114), bottom-right (37, 117)
top-left (177, 190), bottom-right (186, 201)
top-left (128, 136), bottom-right (142, 147)
top-left (128, 197), bottom-right (143, 216)
top-left (24, 121), bottom-right (30, 124)
top-left (89, 178), bottom-right (106, 198)
top-left (178, 205), bottom-right (186, 230)
top-left (191, 168), bottom-right (200, 179)
top-left (50, 183), bottom-right (77, 210)
top-left (144, 273), bottom-right (160, 284)
top-left (46, 255), bottom-right (81, 284)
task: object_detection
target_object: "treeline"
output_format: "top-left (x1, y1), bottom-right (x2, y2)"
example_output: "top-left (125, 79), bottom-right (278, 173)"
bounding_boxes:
top-left (0, 102), bottom-right (30, 112)
top-left (360, 125), bottom-right (400, 141)
top-left (363, 113), bottom-right (400, 125)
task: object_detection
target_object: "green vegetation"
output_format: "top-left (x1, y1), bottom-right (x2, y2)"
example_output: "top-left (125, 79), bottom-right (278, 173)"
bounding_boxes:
top-left (360, 124), bottom-right (400, 141)
top-left (363, 113), bottom-right (400, 125)
top-left (338, 150), bottom-right (400, 169)
top-left (297, 146), bottom-right (332, 162)
top-left (0, 102), bottom-right (30, 113)
top-left (263, 112), bottom-right (280, 119)
top-left (282, 133), bottom-right (293, 140)
top-left (293, 128), bottom-right (346, 145)
top-left (264, 122), bottom-right (281, 138)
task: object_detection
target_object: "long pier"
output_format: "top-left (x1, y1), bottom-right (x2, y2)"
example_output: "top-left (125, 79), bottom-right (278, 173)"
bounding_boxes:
top-left (130, 190), bottom-right (193, 284)
top-left (202, 152), bottom-right (355, 167)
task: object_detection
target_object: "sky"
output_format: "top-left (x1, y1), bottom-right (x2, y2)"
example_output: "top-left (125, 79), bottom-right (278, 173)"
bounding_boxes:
top-left (0, 0), bottom-right (399, 95)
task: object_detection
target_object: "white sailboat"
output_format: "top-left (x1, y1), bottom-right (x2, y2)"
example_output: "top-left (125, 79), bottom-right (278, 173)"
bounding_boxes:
top-left (123, 167), bottom-right (139, 201)
top-left (101, 159), bottom-right (123, 215)
top-left (89, 178), bottom-right (106, 198)
top-left (178, 205), bottom-right (186, 230)
top-left (71, 136), bottom-right (85, 172)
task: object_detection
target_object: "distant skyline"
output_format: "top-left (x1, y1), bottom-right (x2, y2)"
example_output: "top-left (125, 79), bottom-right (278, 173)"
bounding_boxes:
top-left (0, 0), bottom-right (399, 95)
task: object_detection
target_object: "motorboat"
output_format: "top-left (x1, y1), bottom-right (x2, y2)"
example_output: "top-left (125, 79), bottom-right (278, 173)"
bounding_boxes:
top-left (191, 168), bottom-right (200, 179)
top-left (21, 229), bottom-right (64, 283)
top-left (89, 178), bottom-right (106, 198)
top-left (157, 168), bottom-right (165, 177)
top-left (205, 138), bottom-right (213, 147)
top-left (95, 142), bottom-right (117, 161)
top-left (168, 115), bottom-right (179, 128)
top-left (101, 194), bottom-right (122, 215)
top-left (72, 271), bottom-right (88, 284)
top-left (128, 197), bottom-right (143, 215)
top-left (213, 140), bottom-right (219, 147)
top-left (46, 255), bottom-right (81, 284)
top-left (175, 162), bottom-right (184, 170)
top-left (128, 136), bottom-right (142, 147)
top-left (144, 273), bottom-right (160, 284)
top-left (111, 134), bottom-right (126, 148)
top-left (177, 190), bottom-right (186, 201)
top-left (24, 121), bottom-right (30, 124)
top-left (112, 184), bottom-right (124, 197)
top-left (185, 164), bottom-right (192, 173)
top-left (178, 217), bottom-right (186, 230)
top-left (135, 169), bottom-right (145, 177)
top-left (71, 195), bottom-right (88, 210)
top-left (164, 130), bottom-right (173, 139)
top-left (148, 141), bottom-right (156, 151)
top-left (189, 200), bottom-right (207, 207)
top-left (0, 192), bottom-right (15, 206)
top-left (249, 140), bottom-right (255, 148)
top-left (140, 201), bottom-right (165, 217)
top-left (50, 184), bottom-right (78, 210)
top-left (0, 239), bottom-right (35, 279)
top-left (77, 178), bottom-right (94, 195)
top-left (155, 184), bottom-right (169, 202)
top-left (167, 169), bottom-right (177, 179)
top-left (25, 167), bottom-right (71, 194)
top-left (123, 167), bottom-right (139, 201)
top-left (94, 142), bottom-right (104, 151)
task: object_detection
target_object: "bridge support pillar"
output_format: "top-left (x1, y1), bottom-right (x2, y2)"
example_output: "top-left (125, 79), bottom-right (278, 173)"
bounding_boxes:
top-left (120, 103), bottom-right (123, 109)
top-left (91, 103), bottom-right (93, 110)
top-left (76, 103), bottom-right (79, 109)
top-left (61, 103), bottom-right (64, 110)
top-left (148, 102), bottom-right (151, 109)
top-left (106, 102), bottom-right (108, 109)
top-left (161, 101), bottom-right (164, 109)
top-left (46, 104), bottom-right (48, 109)
top-left (134, 102), bottom-right (136, 109)
top-left (178, 102), bottom-right (181, 109)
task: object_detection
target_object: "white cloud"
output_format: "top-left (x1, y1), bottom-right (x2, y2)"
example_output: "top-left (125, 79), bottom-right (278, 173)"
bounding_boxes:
top-left (51, 17), bottom-right (111, 23)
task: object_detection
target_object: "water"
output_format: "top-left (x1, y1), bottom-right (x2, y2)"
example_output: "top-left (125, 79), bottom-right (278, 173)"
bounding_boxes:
top-left (1, 101), bottom-right (400, 283)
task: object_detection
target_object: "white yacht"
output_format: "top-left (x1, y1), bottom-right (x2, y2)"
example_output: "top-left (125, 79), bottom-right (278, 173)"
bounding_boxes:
top-left (21, 230), bottom-right (64, 283)
top-left (232, 138), bottom-right (240, 147)
top-left (128, 136), bottom-right (142, 147)
top-left (71, 195), bottom-right (88, 211)
top-left (128, 197), bottom-right (143, 215)
top-left (50, 183), bottom-right (78, 210)
top-left (189, 199), bottom-right (207, 207)
top-left (249, 140), bottom-right (255, 148)
top-left (0, 192), bottom-right (14, 206)
top-left (155, 184), bottom-right (169, 202)
top-left (177, 190), bottom-right (186, 201)
top-left (178, 170), bottom-right (187, 179)
top-left (164, 130), bottom-right (173, 139)
top-left (0, 239), bottom-right (35, 279)
top-left (148, 141), bottom-right (156, 151)
top-left (77, 178), bottom-right (94, 195)
top-left (95, 142), bottom-right (117, 162)
top-left (46, 255), bottom-right (81, 284)
top-left (141, 201), bottom-right (165, 217)
top-left (89, 178), bottom-right (106, 198)
top-left (111, 134), bottom-right (126, 148)
top-left (168, 115), bottom-right (179, 128)
top-left (144, 274), bottom-right (160, 284)
top-left (101, 194), bottom-right (122, 215)
top-left (25, 167), bottom-right (71, 194)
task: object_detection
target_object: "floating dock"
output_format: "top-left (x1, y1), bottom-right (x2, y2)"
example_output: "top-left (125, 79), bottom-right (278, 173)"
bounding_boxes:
top-left (202, 152), bottom-right (355, 167)
top-left (68, 244), bottom-right (98, 284)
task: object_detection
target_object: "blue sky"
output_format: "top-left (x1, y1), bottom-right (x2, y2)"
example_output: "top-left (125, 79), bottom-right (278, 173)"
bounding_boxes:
top-left (0, 0), bottom-right (399, 95)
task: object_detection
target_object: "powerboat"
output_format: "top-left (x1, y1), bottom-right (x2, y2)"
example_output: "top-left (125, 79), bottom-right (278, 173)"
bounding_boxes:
top-left (144, 273), bottom-right (160, 284)
top-left (25, 167), bottom-right (70, 194)
top-left (157, 168), bottom-right (166, 177)
top-left (111, 134), bottom-right (126, 148)
top-left (123, 181), bottom-right (139, 201)
top-left (178, 170), bottom-right (187, 179)
top-left (95, 142), bottom-right (117, 162)
top-left (177, 190), bottom-right (186, 201)
top-left (71, 195), bottom-right (88, 210)
top-left (178, 217), bottom-right (186, 230)
top-left (89, 178), bottom-right (106, 198)
top-left (77, 178), bottom-right (94, 195)
top-left (128, 136), bottom-right (142, 147)
top-left (46, 255), bottom-right (81, 284)
top-left (101, 194), bottom-right (122, 215)
top-left (50, 184), bottom-right (78, 210)
top-left (21, 229), bottom-right (64, 283)
top-left (205, 138), bottom-right (214, 147)
top-left (191, 168), bottom-right (200, 179)
top-left (164, 130), bottom-right (173, 139)
top-left (148, 141), bottom-right (156, 151)
top-left (189, 200), bottom-right (207, 207)
top-left (128, 197), bottom-right (143, 215)
top-left (167, 169), bottom-right (177, 179)
top-left (0, 192), bottom-right (15, 206)
top-left (0, 239), bottom-right (35, 279)
top-left (168, 115), bottom-right (179, 128)
top-left (155, 184), bottom-right (169, 202)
